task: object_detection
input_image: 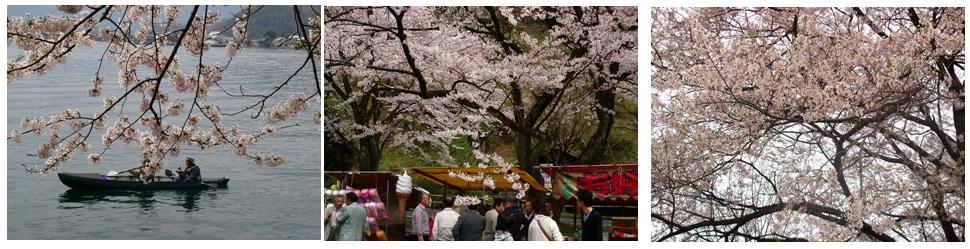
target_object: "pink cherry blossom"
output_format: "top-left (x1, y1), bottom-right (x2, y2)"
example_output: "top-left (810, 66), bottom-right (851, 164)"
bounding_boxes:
top-left (652, 7), bottom-right (964, 242)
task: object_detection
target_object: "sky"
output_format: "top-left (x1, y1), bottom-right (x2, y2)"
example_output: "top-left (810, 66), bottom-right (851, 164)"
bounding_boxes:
top-left (7, 5), bottom-right (243, 22)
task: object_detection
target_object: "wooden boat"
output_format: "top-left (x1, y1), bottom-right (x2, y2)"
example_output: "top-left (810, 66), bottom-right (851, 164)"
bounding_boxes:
top-left (57, 173), bottom-right (229, 190)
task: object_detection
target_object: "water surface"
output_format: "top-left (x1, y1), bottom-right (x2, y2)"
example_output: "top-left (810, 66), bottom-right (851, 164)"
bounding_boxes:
top-left (7, 42), bottom-right (321, 239)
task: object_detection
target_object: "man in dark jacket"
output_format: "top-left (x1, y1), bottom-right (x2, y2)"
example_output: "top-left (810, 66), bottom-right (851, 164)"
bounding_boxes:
top-left (452, 203), bottom-right (486, 241)
top-left (514, 199), bottom-right (535, 241)
top-left (177, 157), bottom-right (201, 182)
top-left (577, 189), bottom-right (603, 241)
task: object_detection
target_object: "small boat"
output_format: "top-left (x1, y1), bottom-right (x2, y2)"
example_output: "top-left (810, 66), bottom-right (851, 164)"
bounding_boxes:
top-left (57, 173), bottom-right (229, 190)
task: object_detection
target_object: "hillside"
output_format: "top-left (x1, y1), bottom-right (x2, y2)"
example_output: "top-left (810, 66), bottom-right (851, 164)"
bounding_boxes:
top-left (215, 5), bottom-right (319, 41)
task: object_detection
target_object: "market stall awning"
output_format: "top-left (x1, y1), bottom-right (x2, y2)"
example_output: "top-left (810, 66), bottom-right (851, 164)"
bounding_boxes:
top-left (325, 171), bottom-right (398, 190)
top-left (408, 166), bottom-right (548, 192)
top-left (539, 164), bottom-right (638, 204)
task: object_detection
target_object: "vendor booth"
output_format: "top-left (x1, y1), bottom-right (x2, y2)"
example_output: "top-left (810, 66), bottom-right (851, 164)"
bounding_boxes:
top-left (407, 166), bottom-right (548, 192)
top-left (324, 171), bottom-right (400, 240)
top-left (539, 164), bottom-right (638, 241)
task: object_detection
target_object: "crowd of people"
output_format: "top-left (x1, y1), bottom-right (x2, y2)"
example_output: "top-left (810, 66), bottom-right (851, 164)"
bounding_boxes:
top-left (325, 192), bottom-right (368, 241)
top-left (324, 189), bottom-right (604, 241)
top-left (410, 189), bottom-right (603, 241)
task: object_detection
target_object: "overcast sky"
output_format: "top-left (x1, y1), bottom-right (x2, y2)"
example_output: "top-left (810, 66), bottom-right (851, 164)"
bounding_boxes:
top-left (7, 5), bottom-right (243, 21)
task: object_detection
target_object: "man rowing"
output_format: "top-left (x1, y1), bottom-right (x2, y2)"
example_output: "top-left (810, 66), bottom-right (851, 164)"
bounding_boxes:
top-left (176, 157), bottom-right (202, 183)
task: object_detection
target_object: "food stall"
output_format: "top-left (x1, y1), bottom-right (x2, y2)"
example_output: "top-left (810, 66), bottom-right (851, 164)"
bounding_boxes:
top-left (403, 166), bottom-right (548, 234)
top-left (406, 166), bottom-right (548, 192)
top-left (539, 164), bottom-right (638, 241)
top-left (324, 171), bottom-right (400, 240)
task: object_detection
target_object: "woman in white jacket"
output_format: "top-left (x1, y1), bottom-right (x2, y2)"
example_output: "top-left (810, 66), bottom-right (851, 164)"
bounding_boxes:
top-left (528, 202), bottom-right (564, 241)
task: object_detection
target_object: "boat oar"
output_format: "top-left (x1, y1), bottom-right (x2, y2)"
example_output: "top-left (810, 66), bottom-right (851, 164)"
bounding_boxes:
top-left (108, 166), bottom-right (142, 176)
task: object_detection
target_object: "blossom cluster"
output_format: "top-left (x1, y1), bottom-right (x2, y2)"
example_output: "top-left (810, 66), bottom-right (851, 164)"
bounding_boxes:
top-left (266, 93), bottom-right (309, 124)
top-left (454, 195), bottom-right (482, 206)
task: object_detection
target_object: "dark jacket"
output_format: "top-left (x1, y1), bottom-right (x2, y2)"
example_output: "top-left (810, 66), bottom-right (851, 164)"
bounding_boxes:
top-left (502, 209), bottom-right (524, 240)
top-left (581, 209), bottom-right (603, 241)
top-left (452, 211), bottom-right (486, 241)
top-left (515, 211), bottom-right (534, 241)
top-left (181, 164), bottom-right (201, 182)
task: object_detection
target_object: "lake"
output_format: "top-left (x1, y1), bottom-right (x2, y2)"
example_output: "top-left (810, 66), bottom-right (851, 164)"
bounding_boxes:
top-left (6, 42), bottom-right (321, 239)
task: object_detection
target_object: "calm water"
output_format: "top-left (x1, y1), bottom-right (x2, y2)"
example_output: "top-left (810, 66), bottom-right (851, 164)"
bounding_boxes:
top-left (6, 43), bottom-right (321, 239)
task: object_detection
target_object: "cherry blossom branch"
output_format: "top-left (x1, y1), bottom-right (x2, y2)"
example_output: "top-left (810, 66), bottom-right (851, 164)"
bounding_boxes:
top-left (655, 202), bottom-right (896, 242)
top-left (8, 5), bottom-right (109, 74)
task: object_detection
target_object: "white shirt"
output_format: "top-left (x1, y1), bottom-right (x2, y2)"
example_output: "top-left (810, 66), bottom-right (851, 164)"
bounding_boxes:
top-left (324, 205), bottom-right (342, 240)
top-left (433, 207), bottom-right (460, 241)
top-left (527, 214), bottom-right (564, 241)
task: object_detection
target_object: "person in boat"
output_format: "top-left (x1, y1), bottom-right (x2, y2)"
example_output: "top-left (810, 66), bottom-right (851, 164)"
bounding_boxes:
top-left (176, 157), bottom-right (202, 183)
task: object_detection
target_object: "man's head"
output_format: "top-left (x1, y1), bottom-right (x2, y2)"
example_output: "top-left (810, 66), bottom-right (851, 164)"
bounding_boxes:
top-left (577, 189), bottom-right (594, 210)
top-left (502, 197), bottom-right (513, 210)
top-left (443, 197), bottom-right (455, 208)
top-left (185, 156), bottom-right (195, 166)
top-left (542, 202), bottom-right (554, 216)
top-left (523, 199), bottom-right (534, 215)
top-left (346, 192), bottom-right (359, 203)
top-left (333, 195), bottom-right (346, 209)
top-left (419, 193), bottom-right (431, 207)
top-left (493, 196), bottom-right (505, 212)
top-left (468, 202), bottom-right (480, 212)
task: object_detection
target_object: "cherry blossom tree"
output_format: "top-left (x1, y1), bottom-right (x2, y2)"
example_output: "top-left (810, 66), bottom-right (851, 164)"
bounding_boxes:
top-left (652, 7), bottom-right (964, 241)
top-left (7, 5), bottom-right (321, 180)
top-left (324, 6), bottom-right (637, 193)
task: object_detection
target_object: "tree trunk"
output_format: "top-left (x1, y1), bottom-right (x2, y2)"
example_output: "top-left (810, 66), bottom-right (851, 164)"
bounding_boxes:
top-left (515, 130), bottom-right (539, 178)
top-left (578, 76), bottom-right (617, 164)
top-left (359, 135), bottom-right (381, 171)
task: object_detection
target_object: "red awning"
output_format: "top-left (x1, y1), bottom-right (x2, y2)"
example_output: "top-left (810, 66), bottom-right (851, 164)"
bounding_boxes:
top-left (538, 164), bottom-right (638, 204)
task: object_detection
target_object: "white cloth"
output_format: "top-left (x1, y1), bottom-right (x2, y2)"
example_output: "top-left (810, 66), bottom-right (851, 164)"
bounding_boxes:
top-left (433, 207), bottom-right (460, 241)
top-left (494, 230), bottom-right (514, 241)
top-left (527, 214), bottom-right (564, 241)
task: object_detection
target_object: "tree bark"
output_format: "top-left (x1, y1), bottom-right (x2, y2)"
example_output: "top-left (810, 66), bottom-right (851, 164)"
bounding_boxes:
top-left (359, 135), bottom-right (381, 171)
top-left (578, 74), bottom-right (617, 164)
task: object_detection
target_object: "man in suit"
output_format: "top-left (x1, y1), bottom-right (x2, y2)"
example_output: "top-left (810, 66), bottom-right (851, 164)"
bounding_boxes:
top-left (452, 203), bottom-right (486, 240)
top-left (513, 199), bottom-right (535, 241)
top-left (577, 189), bottom-right (603, 241)
top-left (336, 192), bottom-right (367, 241)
